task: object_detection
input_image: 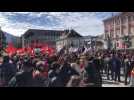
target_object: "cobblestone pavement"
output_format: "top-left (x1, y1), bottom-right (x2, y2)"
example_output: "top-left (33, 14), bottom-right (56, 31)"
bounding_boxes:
top-left (102, 74), bottom-right (130, 87)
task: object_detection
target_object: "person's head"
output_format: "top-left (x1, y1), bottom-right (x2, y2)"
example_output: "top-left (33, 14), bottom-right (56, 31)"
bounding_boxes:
top-left (79, 56), bottom-right (87, 65)
top-left (23, 60), bottom-right (33, 72)
top-left (50, 62), bottom-right (60, 70)
top-left (64, 55), bottom-right (70, 63)
top-left (36, 60), bottom-right (43, 67)
top-left (3, 55), bottom-right (10, 63)
top-left (12, 55), bottom-right (19, 64)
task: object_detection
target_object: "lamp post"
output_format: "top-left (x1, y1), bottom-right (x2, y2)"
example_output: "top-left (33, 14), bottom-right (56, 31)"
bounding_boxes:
top-left (107, 34), bottom-right (112, 51)
top-left (123, 35), bottom-right (131, 51)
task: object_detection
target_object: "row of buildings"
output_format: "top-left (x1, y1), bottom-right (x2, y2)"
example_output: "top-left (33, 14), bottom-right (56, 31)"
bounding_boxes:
top-left (23, 12), bottom-right (134, 49)
top-left (21, 29), bottom-right (105, 51)
top-left (22, 12), bottom-right (134, 51)
top-left (2, 28), bottom-right (99, 51)
top-left (2, 12), bottom-right (134, 52)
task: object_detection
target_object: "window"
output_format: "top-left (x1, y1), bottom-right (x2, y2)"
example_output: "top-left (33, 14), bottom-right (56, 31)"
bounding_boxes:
top-left (131, 16), bottom-right (134, 21)
top-left (117, 42), bottom-right (119, 47)
top-left (122, 17), bottom-right (126, 24)
top-left (128, 16), bottom-right (131, 22)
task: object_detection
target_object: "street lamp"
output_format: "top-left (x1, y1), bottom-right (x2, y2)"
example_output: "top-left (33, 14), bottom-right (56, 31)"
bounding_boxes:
top-left (123, 35), bottom-right (131, 50)
top-left (107, 34), bottom-right (112, 50)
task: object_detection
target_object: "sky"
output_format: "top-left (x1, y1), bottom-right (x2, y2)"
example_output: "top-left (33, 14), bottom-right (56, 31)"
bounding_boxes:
top-left (0, 12), bottom-right (120, 37)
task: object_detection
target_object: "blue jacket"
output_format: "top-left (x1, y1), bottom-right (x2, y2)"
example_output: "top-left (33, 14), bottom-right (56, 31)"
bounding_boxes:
top-left (110, 57), bottom-right (121, 71)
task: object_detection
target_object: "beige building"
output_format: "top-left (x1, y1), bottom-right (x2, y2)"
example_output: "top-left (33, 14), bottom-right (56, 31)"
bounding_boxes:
top-left (56, 29), bottom-right (83, 51)
top-left (103, 12), bottom-right (134, 49)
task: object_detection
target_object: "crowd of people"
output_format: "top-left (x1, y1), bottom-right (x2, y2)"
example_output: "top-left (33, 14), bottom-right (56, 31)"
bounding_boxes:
top-left (0, 47), bottom-right (134, 87)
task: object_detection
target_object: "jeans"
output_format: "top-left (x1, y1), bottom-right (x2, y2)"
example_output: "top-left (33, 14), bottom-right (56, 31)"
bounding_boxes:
top-left (115, 69), bottom-right (121, 82)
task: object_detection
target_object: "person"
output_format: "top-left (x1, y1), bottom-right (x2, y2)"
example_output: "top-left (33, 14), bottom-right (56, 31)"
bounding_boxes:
top-left (48, 62), bottom-right (61, 78)
top-left (104, 55), bottom-right (111, 80)
top-left (58, 56), bottom-right (79, 86)
top-left (124, 55), bottom-right (131, 85)
top-left (93, 57), bottom-right (102, 86)
top-left (114, 54), bottom-right (121, 82)
top-left (33, 62), bottom-right (49, 87)
top-left (109, 54), bottom-right (116, 81)
top-left (8, 60), bottom-right (35, 87)
top-left (70, 59), bottom-right (81, 76)
top-left (98, 54), bottom-right (104, 74)
top-left (48, 61), bottom-right (63, 87)
top-left (93, 54), bottom-right (102, 74)
top-left (1, 55), bottom-right (17, 86)
top-left (0, 56), bottom-right (3, 86)
top-left (66, 75), bottom-right (81, 87)
top-left (79, 56), bottom-right (88, 73)
top-left (83, 56), bottom-right (102, 87)
top-left (17, 57), bottom-right (24, 72)
top-left (130, 67), bottom-right (134, 87)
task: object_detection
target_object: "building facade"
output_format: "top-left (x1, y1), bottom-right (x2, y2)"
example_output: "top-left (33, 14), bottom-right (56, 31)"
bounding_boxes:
top-left (21, 29), bottom-right (80, 49)
top-left (104, 12), bottom-right (134, 49)
top-left (22, 29), bottom-right (65, 49)
top-left (56, 30), bottom-right (105, 51)
top-left (21, 29), bottom-right (105, 51)
top-left (13, 36), bottom-right (22, 48)
top-left (56, 29), bottom-right (83, 51)
top-left (0, 28), bottom-right (7, 50)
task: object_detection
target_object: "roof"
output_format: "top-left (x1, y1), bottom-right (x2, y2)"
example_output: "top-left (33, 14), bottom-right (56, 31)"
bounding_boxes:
top-left (66, 29), bottom-right (82, 37)
top-left (56, 29), bottom-right (83, 41)
top-left (23, 29), bottom-right (65, 38)
top-left (23, 29), bottom-right (82, 40)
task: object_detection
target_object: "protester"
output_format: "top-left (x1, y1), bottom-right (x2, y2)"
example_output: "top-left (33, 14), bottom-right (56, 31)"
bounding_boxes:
top-left (1, 55), bottom-right (17, 86)
top-left (1, 45), bottom-right (134, 87)
top-left (85, 56), bottom-right (102, 87)
top-left (66, 75), bottom-right (81, 87)
top-left (124, 55), bottom-right (131, 85)
top-left (130, 67), bottom-right (134, 87)
top-left (114, 53), bottom-right (121, 82)
top-left (8, 60), bottom-right (34, 87)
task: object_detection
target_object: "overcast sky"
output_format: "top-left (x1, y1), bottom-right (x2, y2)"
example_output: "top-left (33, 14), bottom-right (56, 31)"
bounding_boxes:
top-left (0, 12), bottom-right (120, 37)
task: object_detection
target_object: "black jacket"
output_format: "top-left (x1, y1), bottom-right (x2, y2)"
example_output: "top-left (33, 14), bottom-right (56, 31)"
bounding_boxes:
top-left (8, 71), bottom-right (34, 87)
top-left (1, 62), bottom-right (17, 84)
top-left (85, 61), bottom-right (102, 87)
top-left (59, 63), bottom-right (79, 86)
